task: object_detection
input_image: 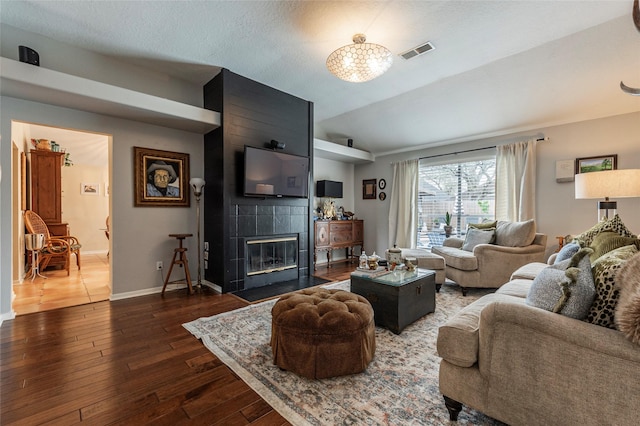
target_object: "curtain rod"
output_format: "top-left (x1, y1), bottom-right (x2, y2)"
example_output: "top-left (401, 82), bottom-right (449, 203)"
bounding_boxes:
top-left (419, 137), bottom-right (548, 161)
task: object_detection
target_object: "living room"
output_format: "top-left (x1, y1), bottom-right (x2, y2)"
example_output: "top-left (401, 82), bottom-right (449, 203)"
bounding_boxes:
top-left (1, 2), bottom-right (640, 422)
top-left (2, 2), bottom-right (640, 317)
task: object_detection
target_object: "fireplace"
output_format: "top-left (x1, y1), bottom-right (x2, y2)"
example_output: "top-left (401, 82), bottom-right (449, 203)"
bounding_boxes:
top-left (244, 235), bottom-right (299, 289)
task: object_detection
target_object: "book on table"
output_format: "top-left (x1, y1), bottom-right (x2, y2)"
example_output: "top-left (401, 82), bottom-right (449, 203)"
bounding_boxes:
top-left (351, 267), bottom-right (390, 278)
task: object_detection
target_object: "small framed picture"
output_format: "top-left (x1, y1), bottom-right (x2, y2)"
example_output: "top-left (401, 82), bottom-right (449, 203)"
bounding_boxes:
top-left (363, 179), bottom-right (377, 200)
top-left (379, 191), bottom-right (387, 201)
top-left (575, 154), bottom-right (617, 174)
top-left (81, 183), bottom-right (100, 195)
top-left (134, 147), bottom-right (190, 207)
top-left (379, 179), bottom-right (386, 190)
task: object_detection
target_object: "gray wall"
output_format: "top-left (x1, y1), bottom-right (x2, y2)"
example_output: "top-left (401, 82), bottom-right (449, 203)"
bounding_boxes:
top-left (350, 111), bottom-right (640, 260)
top-left (1, 97), bottom-right (204, 314)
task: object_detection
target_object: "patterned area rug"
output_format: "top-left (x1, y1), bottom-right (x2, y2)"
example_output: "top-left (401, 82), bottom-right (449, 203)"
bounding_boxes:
top-left (184, 280), bottom-right (502, 425)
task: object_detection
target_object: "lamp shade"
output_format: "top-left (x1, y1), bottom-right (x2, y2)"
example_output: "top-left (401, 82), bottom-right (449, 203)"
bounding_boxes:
top-left (326, 34), bottom-right (393, 83)
top-left (189, 177), bottom-right (206, 194)
top-left (575, 169), bottom-right (640, 199)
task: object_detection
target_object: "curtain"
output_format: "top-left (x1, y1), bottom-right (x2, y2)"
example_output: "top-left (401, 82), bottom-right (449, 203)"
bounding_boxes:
top-left (389, 159), bottom-right (419, 248)
top-left (495, 140), bottom-right (536, 221)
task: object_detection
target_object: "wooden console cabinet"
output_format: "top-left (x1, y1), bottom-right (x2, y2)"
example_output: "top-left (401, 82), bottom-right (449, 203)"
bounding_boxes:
top-left (314, 219), bottom-right (364, 270)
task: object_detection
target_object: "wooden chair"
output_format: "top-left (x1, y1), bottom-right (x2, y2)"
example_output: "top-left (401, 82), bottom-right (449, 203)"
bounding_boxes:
top-left (24, 210), bottom-right (82, 275)
top-left (105, 216), bottom-right (110, 258)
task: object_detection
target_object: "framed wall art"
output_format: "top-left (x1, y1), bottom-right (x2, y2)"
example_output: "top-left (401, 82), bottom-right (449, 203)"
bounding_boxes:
top-left (363, 179), bottom-right (377, 200)
top-left (81, 183), bottom-right (99, 195)
top-left (575, 154), bottom-right (617, 174)
top-left (134, 147), bottom-right (190, 207)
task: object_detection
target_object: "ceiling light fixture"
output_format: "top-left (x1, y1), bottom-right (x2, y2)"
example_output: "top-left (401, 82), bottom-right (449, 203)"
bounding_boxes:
top-left (326, 33), bottom-right (393, 83)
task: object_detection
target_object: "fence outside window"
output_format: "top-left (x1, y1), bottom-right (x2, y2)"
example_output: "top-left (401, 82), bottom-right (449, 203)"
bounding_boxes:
top-left (417, 157), bottom-right (496, 249)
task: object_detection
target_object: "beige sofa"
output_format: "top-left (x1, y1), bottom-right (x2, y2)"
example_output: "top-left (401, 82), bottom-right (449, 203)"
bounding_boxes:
top-left (432, 220), bottom-right (547, 295)
top-left (437, 262), bottom-right (640, 426)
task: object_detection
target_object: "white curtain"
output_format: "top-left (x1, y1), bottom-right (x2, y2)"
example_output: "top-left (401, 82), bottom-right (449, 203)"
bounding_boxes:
top-left (495, 140), bottom-right (536, 221)
top-left (389, 159), bottom-right (419, 248)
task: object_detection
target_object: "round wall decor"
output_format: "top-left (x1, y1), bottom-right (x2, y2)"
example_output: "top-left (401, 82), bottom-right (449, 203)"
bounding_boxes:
top-left (379, 191), bottom-right (386, 201)
top-left (379, 179), bottom-right (386, 190)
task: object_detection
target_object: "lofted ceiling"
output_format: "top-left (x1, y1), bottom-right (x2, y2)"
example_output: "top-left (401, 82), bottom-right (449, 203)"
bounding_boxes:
top-left (1, 1), bottom-right (639, 156)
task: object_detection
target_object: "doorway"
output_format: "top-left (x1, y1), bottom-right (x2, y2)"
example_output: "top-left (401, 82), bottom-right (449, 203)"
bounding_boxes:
top-left (12, 121), bottom-right (111, 314)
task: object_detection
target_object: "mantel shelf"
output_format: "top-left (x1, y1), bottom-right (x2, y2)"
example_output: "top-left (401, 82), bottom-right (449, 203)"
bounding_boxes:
top-left (314, 138), bottom-right (375, 164)
top-left (0, 57), bottom-right (220, 134)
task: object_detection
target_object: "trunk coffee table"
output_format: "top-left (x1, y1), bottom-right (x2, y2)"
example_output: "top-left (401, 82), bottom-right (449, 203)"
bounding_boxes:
top-left (350, 268), bottom-right (436, 334)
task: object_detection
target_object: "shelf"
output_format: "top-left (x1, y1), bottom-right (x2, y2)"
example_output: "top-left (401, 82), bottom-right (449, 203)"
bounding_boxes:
top-left (314, 138), bottom-right (375, 164)
top-left (0, 57), bottom-right (220, 134)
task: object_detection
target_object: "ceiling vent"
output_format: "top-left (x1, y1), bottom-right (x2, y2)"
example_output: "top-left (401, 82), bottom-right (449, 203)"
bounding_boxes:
top-left (400, 41), bottom-right (435, 60)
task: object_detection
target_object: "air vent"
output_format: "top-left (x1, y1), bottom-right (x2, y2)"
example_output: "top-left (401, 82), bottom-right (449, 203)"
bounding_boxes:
top-left (400, 41), bottom-right (435, 60)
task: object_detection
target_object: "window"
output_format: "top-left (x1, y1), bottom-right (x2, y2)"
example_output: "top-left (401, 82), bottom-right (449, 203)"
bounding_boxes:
top-left (417, 157), bottom-right (496, 248)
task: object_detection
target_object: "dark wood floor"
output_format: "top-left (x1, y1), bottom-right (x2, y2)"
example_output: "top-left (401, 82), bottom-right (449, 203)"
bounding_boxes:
top-left (0, 263), bottom-right (351, 425)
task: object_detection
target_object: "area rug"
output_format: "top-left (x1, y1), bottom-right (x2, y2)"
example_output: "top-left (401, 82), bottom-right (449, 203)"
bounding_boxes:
top-left (184, 280), bottom-right (503, 425)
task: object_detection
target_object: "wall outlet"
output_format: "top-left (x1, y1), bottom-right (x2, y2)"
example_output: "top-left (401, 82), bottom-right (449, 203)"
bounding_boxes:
top-left (156, 261), bottom-right (163, 271)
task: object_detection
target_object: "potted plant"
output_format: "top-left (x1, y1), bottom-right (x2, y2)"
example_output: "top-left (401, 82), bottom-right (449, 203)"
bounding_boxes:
top-left (444, 211), bottom-right (453, 237)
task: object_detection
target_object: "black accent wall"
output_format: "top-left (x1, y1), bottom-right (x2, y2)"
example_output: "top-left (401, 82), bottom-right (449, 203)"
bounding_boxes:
top-left (203, 69), bottom-right (314, 293)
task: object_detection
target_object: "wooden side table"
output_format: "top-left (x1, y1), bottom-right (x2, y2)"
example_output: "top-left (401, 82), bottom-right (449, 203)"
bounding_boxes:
top-left (162, 233), bottom-right (193, 295)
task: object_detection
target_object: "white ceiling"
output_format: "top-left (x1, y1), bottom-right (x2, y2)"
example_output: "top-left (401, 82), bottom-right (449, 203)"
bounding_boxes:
top-left (2, 1), bottom-right (639, 156)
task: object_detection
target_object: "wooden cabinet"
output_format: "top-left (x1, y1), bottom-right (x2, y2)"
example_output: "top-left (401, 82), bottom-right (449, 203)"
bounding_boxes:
top-left (30, 150), bottom-right (65, 224)
top-left (314, 220), bottom-right (364, 270)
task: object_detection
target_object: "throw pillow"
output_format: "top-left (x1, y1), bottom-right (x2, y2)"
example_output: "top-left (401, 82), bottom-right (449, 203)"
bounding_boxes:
top-left (587, 244), bottom-right (639, 329)
top-left (614, 252), bottom-right (640, 345)
top-left (525, 248), bottom-right (596, 319)
top-left (554, 242), bottom-right (580, 264)
top-left (468, 220), bottom-right (497, 230)
top-left (573, 214), bottom-right (636, 248)
top-left (495, 219), bottom-right (536, 247)
top-left (462, 228), bottom-right (496, 252)
top-left (589, 231), bottom-right (640, 262)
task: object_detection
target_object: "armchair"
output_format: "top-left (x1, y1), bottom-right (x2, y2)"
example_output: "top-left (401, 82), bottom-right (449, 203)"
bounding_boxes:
top-left (24, 210), bottom-right (81, 275)
top-left (432, 220), bottom-right (547, 295)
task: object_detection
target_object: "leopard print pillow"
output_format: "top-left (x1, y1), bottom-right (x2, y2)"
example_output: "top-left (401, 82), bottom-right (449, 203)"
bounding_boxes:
top-left (573, 214), bottom-right (636, 248)
top-left (587, 245), bottom-right (638, 328)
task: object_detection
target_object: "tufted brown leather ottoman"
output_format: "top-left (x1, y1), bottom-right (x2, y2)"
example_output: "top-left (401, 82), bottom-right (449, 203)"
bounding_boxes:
top-left (270, 287), bottom-right (376, 379)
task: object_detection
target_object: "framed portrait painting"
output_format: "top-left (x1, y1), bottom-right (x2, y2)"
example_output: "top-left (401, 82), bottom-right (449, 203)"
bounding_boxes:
top-left (134, 147), bottom-right (190, 207)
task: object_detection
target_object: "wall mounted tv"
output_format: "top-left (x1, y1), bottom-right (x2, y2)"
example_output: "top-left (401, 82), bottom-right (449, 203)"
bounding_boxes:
top-left (244, 146), bottom-right (310, 198)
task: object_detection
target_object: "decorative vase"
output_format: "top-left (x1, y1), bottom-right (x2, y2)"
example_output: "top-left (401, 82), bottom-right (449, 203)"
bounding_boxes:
top-left (36, 139), bottom-right (51, 151)
top-left (444, 225), bottom-right (453, 238)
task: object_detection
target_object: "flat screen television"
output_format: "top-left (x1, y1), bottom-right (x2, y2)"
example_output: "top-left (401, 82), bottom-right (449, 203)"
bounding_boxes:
top-left (244, 146), bottom-right (310, 198)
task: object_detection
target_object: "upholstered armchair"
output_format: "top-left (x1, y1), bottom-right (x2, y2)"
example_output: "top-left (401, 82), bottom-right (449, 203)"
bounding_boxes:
top-left (432, 220), bottom-right (547, 295)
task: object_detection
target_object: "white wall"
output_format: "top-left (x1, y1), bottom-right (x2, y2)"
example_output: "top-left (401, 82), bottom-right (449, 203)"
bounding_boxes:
top-left (352, 111), bottom-right (640, 260)
top-left (62, 163), bottom-right (110, 253)
top-left (313, 157), bottom-right (355, 215)
top-left (312, 157), bottom-right (356, 265)
top-left (0, 25), bottom-right (203, 106)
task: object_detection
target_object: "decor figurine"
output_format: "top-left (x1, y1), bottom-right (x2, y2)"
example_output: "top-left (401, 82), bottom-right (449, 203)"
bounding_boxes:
top-left (323, 199), bottom-right (336, 219)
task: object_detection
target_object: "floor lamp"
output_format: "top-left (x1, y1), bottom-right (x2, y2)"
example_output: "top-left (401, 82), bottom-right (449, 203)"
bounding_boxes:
top-left (190, 177), bottom-right (206, 290)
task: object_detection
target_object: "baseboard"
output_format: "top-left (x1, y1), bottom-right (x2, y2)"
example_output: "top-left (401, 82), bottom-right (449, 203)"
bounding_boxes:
top-left (110, 280), bottom-right (220, 301)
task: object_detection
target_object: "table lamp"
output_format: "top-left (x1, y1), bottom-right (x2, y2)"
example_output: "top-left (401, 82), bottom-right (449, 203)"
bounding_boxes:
top-left (575, 169), bottom-right (640, 221)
